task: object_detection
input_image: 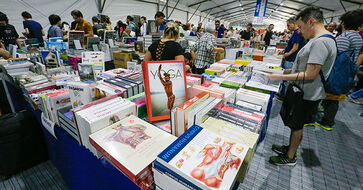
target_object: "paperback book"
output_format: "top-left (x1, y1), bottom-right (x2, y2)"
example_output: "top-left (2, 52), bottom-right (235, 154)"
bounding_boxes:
top-left (142, 60), bottom-right (188, 122)
top-left (82, 52), bottom-right (105, 80)
top-left (41, 50), bottom-right (61, 68)
top-left (68, 31), bottom-right (85, 49)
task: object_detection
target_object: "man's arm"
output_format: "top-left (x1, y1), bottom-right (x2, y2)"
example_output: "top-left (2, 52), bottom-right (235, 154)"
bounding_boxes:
top-left (24, 28), bottom-right (30, 36)
top-left (0, 48), bottom-right (11, 59)
top-left (41, 29), bottom-right (45, 36)
top-left (284, 43), bottom-right (299, 58)
top-left (144, 50), bottom-right (152, 61)
top-left (16, 39), bottom-right (22, 48)
top-left (266, 63), bottom-right (321, 81)
top-left (356, 52), bottom-right (363, 67)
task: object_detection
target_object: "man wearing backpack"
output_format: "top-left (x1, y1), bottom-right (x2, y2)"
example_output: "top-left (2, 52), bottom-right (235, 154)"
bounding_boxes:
top-left (316, 9), bottom-right (363, 131)
top-left (264, 7), bottom-right (337, 166)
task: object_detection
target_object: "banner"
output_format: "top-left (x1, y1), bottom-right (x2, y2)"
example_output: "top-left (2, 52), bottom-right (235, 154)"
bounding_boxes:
top-left (254, 0), bottom-right (268, 25)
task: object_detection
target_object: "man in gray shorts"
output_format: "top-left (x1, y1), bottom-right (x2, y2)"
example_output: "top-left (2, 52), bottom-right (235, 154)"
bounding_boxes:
top-left (265, 6), bottom-right (337, 166)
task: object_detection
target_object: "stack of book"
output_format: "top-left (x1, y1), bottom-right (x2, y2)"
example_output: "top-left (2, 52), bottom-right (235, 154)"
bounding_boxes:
top-left (1, 58), bottom-right (34, 76)
top-left (126, 92), bottom-right (147, 118)
top-left (173, 92), bottom-right (209, 137)
top-left (102, 68), bottom-right (141, 80)
top-left (204, 67), bottom-right (225, 77)
top-left (89, 115), bottom-right (176, 189)
top-left (104, 76), bottom-right (143, 98)
top-left (40, 88), bottom-right (71, 124)
top-left (186, 75), bottom-right (202, 86)
top-left (73, 96), bottom-right (137, 155)
top-left (190, 85), bottom-right (225, 101)
top-left (16, 72), bottom-right (49, 89)
top-left (153, 125), bottom-right (249, 190)
top-left (236, 88), bottom-right (270, 113)
top-left (57, 106), bottom-right (79, 142)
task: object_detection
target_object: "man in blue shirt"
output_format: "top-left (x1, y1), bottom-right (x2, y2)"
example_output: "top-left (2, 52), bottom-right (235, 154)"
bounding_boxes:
top-left (155, 12), bottom-right (165, 31)
top-left (215, 20), bottom-right (224, 38)
top-left (277, 17), bottom-right (305, 99)
top-left (22, 11), bottom-right (44, 46)
top-left (47, 14), bottom-right (64, 40)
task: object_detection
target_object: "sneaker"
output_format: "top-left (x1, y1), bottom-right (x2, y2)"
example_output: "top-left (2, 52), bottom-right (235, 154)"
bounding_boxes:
top-left (269, 154), bottom-right (297, 166)
top-left (271, 144), bottom-right (298, 157)
top-left (315, 122), bottom-right (333, 131)
top-left (304, 122), bottom-right (317, 127)
top-left (347, 95), bottom-right (361, 105)
top-left (271, 144), bottom-right (289, 155)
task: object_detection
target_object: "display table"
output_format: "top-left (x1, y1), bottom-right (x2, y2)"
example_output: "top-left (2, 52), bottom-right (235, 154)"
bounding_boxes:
top-left (2, 70), bottom-right (274, 190)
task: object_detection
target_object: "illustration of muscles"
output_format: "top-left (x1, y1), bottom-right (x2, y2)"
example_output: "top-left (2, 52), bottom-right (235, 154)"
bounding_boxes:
top-left (190, 142), bottom-right (241, 188)
top-left (108, 124), bottom-right (151, 149)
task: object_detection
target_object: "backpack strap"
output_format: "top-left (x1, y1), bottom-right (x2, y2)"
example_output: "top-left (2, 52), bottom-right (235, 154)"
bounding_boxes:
top-left (317, 34), bottom-right (336, 85)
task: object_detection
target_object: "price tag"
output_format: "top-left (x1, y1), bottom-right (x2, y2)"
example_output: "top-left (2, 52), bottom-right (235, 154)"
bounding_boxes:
top-left (41, 112), bottom-right (57, 139)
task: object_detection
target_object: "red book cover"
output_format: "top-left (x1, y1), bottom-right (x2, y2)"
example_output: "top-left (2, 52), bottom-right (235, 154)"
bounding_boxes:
top-left (186, 73), bottom-right (204, 84)
top-left (142, 60), bottom-right (188, 122)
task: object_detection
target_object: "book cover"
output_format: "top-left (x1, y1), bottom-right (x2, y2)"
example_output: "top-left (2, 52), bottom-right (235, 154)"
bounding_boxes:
top-left (104, 30), bottom-right (116, 44)
top-left (68, 82), bottom-right (93, 108)
top-left (236, 88), bottom-right (270, 112)
top-left (157, 125), bottom-right (249, 190)
top-left (135, 41), bottom-right (144, 53)
top-left (89, 115), bottom-right (176, 183)
top-left (186, 97), bottom-right (216, 129)
top-left (46, 42), bottom-right (67, 52)
top-left (41, 50), bottom-right (61, 68)
top-left (147, 20), bottom-right (158, 35)
top-left (82, 52), bottom-right (105, 80)
top-left (86, 37), bottom-right (100, 51)
top-left (78, 63), bottom-right (94, 81)
top-left (68, 31), bottom-right (85, 49)
top-left (142, 61), bottom-right (188, 122)
top-left (45, 88), bottom-right (71, 124)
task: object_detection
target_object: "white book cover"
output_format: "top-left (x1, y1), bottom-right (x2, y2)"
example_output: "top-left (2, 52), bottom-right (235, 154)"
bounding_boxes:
top-left (68, 82), bottom-right (93, 108)
top-left (157, 125), bottom-right (249, 190)
top-left (194, 98), bottom-right (222, 125)
top-left (45, 89), bottom-right (71, 124)
top-left (236, 88), bottom-right (270, 112)
top-left (89, 115), bottom-right (176, 182)
top-left (75, 99), bottom-right (137, 154)
top-left (186, 97), bottom-right (216, 129)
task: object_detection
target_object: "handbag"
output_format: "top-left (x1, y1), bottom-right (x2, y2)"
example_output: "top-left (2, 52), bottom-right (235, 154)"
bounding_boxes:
top-left (280, 72), bottom-right (305, 129)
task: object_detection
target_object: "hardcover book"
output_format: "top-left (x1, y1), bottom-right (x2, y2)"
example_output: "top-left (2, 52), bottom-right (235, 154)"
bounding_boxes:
top-left (156, 125), bottom-right (249, 190)
top-left (175, 92), bottom-right (209, 137)
top-left (68, 31), bottom-right (85, 49)
top-left (68, 81), bottom-right (93, 108)
top-left (41, 50), bottom-right (61, 68)
top-left (82, 52), bottom-right (105, 80)
top-left (89, 115), bottom-right (176, 183)
top-left (142, 61), bottom-right (188, 122)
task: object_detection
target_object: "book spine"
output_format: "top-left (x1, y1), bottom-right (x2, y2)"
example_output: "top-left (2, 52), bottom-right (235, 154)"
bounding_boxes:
top-left (157, 125), bottom-right (202, 163)
top-left (153, 161), bottom-right (201, 190)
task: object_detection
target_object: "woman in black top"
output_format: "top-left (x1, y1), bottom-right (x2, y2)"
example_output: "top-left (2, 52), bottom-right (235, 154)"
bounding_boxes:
top-left (144, 22), bottom-right (184, 61)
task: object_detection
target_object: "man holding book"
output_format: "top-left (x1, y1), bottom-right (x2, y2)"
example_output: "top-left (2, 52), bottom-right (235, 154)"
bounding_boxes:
top-left (71, 10), bottom-right (94, 41)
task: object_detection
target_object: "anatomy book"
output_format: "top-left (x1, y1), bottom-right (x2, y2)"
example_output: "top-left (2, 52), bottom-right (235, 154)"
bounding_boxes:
top-left (142, 60), bottom-right (188, 122)
top-left (89, 115), bottom-right (176, 183)
top-left (156, 125), bottom-right (249, 190)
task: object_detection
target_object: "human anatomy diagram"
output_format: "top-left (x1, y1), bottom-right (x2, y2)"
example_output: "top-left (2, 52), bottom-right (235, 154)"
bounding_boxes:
top-left (190, 141), bottom-right (242, 188)
top-left (108, 124), bottom-right (151, 149)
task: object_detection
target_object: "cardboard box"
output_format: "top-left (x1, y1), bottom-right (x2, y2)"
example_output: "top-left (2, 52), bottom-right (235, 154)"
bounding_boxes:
top-left (113, 51), bottom-right (132, 69)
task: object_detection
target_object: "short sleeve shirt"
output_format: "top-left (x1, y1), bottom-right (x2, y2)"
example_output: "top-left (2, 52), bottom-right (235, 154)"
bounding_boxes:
top-left (75, 20), bottom-right (93, 35)
top-left (148, 40), bottom-right (183, 61)
top-left (47, 25), bottom-right (63, 38)
top-left (128, 22), bottom-right (137, 32)
top-left (336, 31), bottom-right (363, 63)
top-left (0, 24), bottom-right (19, 49)
top-left (23, 20), bottom-right (44, 45)
top-left (216, 26), bottom-right (224, 38)
top-left (239, 30), bottom-right (253, 40)
top-left (192, 32), bottom-right (216, 68)
top-left (284, 29), bottom-right (305, 62)
top-left (292, 34), bottom-right (337, 101)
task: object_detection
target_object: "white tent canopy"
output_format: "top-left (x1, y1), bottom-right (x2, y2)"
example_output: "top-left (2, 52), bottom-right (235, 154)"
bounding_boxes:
top-left (0, 0), bottom-right (362, 38)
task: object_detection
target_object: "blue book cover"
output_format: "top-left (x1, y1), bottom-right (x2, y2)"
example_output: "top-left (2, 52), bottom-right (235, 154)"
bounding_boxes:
top-left (46, 42), bottom-right (67, 52)
top-left (41, 50), bottom-right (61, 68)
top-left (49, 37), bottom-right (63, 42)
top-left (156, 125), bottom-right (249, 190)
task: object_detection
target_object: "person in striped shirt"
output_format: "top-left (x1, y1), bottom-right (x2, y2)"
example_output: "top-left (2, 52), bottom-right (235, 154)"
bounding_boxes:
top-left (317, 9), bottom-right (363, 131)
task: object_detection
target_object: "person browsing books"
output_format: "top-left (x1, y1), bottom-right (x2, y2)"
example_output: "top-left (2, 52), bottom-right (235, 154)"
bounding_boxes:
top-left (0, 12), bottom-right (21, 49)
top-left (22, 11), bottom-right (45, 47)
top-left (71, 10), bottom-right (94, 40)
top-left (191, 22), bottom-right (224, 74)
top-left (0, 41), bottom-right (10, 59)
top-left (265, 7), bottom-right (337, 166)
top-left (144, 22), bottom-right (184, 61)
top-left (48, 14), bottom-right (67, 41)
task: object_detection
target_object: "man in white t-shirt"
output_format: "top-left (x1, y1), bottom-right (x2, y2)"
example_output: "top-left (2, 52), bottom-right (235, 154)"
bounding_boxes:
top-left (265, 7), bottom-right (337, 166)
